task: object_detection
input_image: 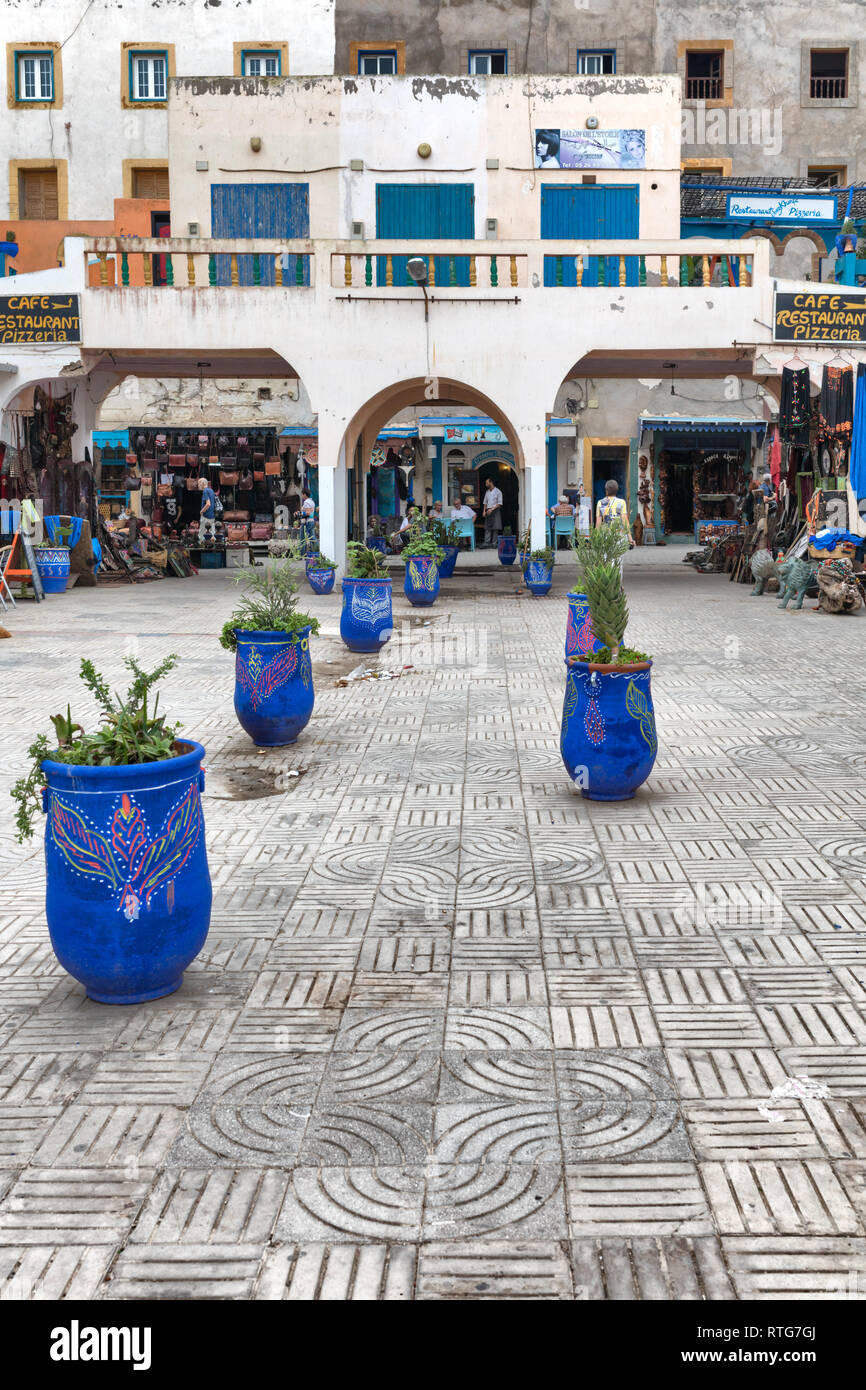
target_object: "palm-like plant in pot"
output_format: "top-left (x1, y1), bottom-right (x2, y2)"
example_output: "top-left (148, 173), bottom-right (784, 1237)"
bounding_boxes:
top-left (221, 561), bottom-right (319, 747)
top-left (560, 525), bottom-right (657, 801)
top-left (11, 655), bottom-right (211, 1004)
top-left (401, 525), bottom-right (445, 607)
top-left (340, 541), bottom-right (394, 652)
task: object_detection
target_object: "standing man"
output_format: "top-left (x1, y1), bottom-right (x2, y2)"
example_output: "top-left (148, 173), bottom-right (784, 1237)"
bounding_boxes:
top-left (198, 475), bottom-right (216, 545)
top-left (595, 479), bottom-right (635, 566)
top-left (482, 477), bottom-right (504, 547)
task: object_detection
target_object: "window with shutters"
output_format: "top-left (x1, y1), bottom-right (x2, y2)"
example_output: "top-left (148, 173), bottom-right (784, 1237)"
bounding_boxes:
top-left (132, 167), bottom-right (170, 199)
top-left (19, 168), bottom-right (59, 220)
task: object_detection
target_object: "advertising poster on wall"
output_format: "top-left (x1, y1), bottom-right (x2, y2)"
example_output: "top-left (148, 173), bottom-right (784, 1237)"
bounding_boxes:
top-left (534, 129), bottom-right (646, 169)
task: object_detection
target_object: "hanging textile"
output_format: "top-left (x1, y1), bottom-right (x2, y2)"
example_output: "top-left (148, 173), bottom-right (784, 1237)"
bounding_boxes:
top-left (43, 515), bottom-right (83, 548)
top-left (779, 366), bottom-right (811, 446)
top-left (768, 427), bottom-right (782, 490)
top-left (818, 365), bottom-right (854, 441)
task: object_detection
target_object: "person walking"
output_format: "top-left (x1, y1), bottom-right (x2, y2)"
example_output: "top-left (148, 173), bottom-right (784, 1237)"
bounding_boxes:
top-left (595, 479), bottom-right (634, 570)
top-left (482, 477), bottom-right (504, 547)
top-left (198, 475), bottom-right (217, 545)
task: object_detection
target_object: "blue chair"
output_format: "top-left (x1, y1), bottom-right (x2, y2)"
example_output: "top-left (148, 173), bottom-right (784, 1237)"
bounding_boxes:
top-left (451, 517), bottom-right (476, 551)
top-left (552, 514), bottom-right (576, 550)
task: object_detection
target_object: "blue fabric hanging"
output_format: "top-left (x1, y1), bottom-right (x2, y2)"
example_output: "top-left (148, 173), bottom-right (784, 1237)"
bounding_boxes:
top-left (43, 515), bottom-right (83, 548)
top-left (850, 362), bottom-right (866, 503)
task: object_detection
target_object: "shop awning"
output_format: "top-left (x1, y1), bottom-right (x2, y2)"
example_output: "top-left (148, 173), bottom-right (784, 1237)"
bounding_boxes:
top-left (93, 429), bottom-right (130, 447)
top-left (640, 415), bottom-right (767, 439)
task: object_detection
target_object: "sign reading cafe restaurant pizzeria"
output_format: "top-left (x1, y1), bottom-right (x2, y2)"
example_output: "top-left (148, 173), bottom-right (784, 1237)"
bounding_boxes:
top-left (0, 295), bottom-right (81, 344)
top-left (774, 290), bottom-right (866, 343)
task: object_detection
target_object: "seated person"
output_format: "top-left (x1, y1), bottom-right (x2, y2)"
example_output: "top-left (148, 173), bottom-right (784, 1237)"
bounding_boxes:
top-left (389, 505), bottom-right (423, 552)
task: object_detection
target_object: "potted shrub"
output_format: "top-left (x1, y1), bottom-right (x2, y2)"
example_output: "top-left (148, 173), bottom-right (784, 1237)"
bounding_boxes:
top-left (522, 546), bottom-right (555, 596)
top-left (221, 562), bottom-right (319, 747)
top-left (306, 554), bottom-right (337, 595)
top-left (11, 655), bottom-right (211, 1004)
top-left (340, 541), bottom-right (393, 652)
top-left (431, 519), bottom-right (461, 578)
top-left (498, 528), bottom-right (518, 566)
top-left (401, 528), bottom-right (445, 606)
top-left (561, 526), bottom-right (657, 801)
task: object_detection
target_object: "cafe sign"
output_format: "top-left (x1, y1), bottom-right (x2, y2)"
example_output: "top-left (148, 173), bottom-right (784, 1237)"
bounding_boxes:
top-left (0, 294), bottom-right (81, 344)
top-left (774, 290), bottom-right (866, 343)
top-left (727, 193), bottom-right (837, 223)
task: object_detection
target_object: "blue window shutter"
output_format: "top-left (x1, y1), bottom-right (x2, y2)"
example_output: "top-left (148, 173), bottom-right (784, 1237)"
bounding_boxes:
top-left (541, 184), bottom-right (639, 285)
top-left (211, 183), bottom-right (310, 285)
top-left (375, 183), bottom-right (474, 285)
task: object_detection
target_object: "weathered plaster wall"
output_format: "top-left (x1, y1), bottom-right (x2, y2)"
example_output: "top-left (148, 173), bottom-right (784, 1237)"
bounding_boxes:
top-left (2, 0), bottom-right (337, 221)
top-left (334, 0), bottom-right (656, 77)
top-left (97, 374), bottom-right (315, 429)
top-left (169, 74), bottom-right (681, 238)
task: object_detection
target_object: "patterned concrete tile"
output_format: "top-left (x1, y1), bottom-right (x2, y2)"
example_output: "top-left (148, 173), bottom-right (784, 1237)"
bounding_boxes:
top-left (129, 1169), bottom-right (288, 1244)
top-left (571, 1236), bottom-right (735, 1300)
top-left (104, 1244), bottom-right (266, 1299)
top-left (423, 1163), bottom-right (568, 1240)
top-left (722, 1236), bottom-right (866, 1299)
top-left (417, 1241), bottom-right (572, 1300)
top-left (257, 1242), bottom-right (416, 1299)
top-left (702, 1160), bottom-right (862, 1235)
top-left (0, 1245), bottom-right (116, 1300)
top-left (0, 1168), bottom-right (152, 1244)
top-left (566, 1162), bottom-right (714, 1235)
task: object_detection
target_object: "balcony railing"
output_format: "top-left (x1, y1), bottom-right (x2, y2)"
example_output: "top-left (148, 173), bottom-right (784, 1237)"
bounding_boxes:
top-left (82, 237), bottom-right (758, 293)
top-left (685, 75), bottom-right (723, 100)
top-left (810, 75), bottom-right (847, 99)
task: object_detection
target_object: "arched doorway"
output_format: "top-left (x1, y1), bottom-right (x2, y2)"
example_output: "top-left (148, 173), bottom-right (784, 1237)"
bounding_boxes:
top-left (476, 457), bottom-right (520, 538)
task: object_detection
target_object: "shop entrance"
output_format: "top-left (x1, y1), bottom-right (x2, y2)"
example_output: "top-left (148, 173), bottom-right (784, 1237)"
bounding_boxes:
top-left (476, 458), bottom-right (519, 536)
top-left (667, 458), bottom-right (694, 533)
top-left (591, 446), bottom-right (629, 513)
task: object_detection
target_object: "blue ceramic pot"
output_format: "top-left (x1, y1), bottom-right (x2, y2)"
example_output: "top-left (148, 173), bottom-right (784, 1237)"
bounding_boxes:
top-left (366, 536), bottom-right (389, 554)
top-left (437, 545), bottom-right (459, 578)
top-left (304, 553), bottom-right (321, 574)
top-left (498, 535), bottom-right (517, 565)
top-left (41, 741), bottom-right (211, 1004)
top-left (308, 567), bottom-right (335, 595)
top-left (340, 577), bottom-right (393, 652)
top-left (560, 660), bottom-right (657, 801)
top-left (404, 554), bottom-right (440, 606)
top-left (35, 546), bottom-right (70, 594)
top-left (233, 627), bottom-right (315, 747)
top-left (524, 560), bottom-right (553, 595)
top-left (565, 591), bottom-right (605, 661)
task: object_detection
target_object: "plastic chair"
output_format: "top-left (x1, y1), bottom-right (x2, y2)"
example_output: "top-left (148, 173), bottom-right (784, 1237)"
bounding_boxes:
top-left (451, 517), bottom-right (476, 551)
top-left (552, 514), bottom-right (576, 550)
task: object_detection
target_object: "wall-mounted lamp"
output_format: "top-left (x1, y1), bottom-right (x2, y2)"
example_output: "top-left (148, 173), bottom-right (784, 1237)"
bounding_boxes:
top-left (407, 256), bottom-right (430, 319)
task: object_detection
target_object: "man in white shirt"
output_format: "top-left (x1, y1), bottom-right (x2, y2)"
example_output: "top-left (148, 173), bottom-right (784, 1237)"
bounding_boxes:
top-left (482, 478), bottom-right (504, 547)
top-left (450, 501), bottom-right (476, 520)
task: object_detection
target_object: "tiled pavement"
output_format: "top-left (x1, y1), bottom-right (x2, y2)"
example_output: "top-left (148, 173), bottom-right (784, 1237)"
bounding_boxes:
top-left (1, 547), bottom-right (866, 1300)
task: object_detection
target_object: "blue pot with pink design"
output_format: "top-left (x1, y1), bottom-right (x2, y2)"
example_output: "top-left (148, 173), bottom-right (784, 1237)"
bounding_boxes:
top-left (340, 577), bottom-right (393, 652)
top-left (498, 535), bottom-right (518, 566)
top-left (403, 554), bottom-right (440, 606)
top-left (41, 741), bottom-right (211, 1004)
top-left (233, 627), bottom-right (315, 747)
top-left (560, 659), bottom-right (657, 801)
top-left (35, 545), bottom-right (71, 594)
top-left (565, 591), bottom-right (605, 660)
top-left (307, 565), bottom-right (336, 595)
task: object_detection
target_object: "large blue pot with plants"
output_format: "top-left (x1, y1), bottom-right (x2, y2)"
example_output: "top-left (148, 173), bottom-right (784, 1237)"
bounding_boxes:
top-left (35, 546), bottom-right (70, 594)
top-left (524, 560), bottom-right (553, 596)
top-left (437, 545), bottom-right (459, 578)
top-left (565, 591), bottom-right (605, 660)
top-left (41, 741), bottom-right (211, 1004)
top-left (560, 659), bottom-right (657, 801)
top-left (498, 535), bottom-right (517, 566)
top-left (340, 577), bottom-right (393, 652)
top-left (233, 627), bottom-right (314, 747)
top-left (307, 567), bottom-right (335, 595)
top-left (366, 536), bottom-right (389, 555)
top-left (404, 554), bottom-right (440, 606)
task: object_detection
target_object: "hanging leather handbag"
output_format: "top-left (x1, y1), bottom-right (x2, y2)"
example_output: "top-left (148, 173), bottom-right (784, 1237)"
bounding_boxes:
top-left (239, 469), bottom-right (254, 490)
top-left (226, 523), bottom-right (250, 543)
top-left (220, 470), bottom-right (239, 486)
top-left (250, 522), bottom-right (273, 541)
top-left (253, 469), bottom-right (265, 482)
top-left (125, 451), bottom-right (138, 466)
top-left (219, 453), bottom-right (237, 467)
top-left (157, 483), bottom-right (173, 497)
top-left (265, 459), bottom-right (281, 476)
top-left (168, 453), bottom-right (185, 469)
top-left (186, 452), bottom-right (198, 465)
top-left (197, 434), bottom-right (209, 452)
top-left (186, 476), bottom-right (201, 492)
top-left (142, 455), bottom-right (158, 471)
top-left (123, 473), bottom-right (141, 491)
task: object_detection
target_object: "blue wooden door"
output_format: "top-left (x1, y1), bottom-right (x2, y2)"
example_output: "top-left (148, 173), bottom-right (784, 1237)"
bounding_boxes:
top-left (211, 183), bottom-right (310, 286)
top-left (375, 184), bottom-right (475, 286)
top-left (541, 184), bottom-right (639, 286)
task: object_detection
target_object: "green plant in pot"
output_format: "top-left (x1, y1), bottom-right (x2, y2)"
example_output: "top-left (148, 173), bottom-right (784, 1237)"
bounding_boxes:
top-left (305, 553), bottom-right (337, 595)
top-left (430, 518), bottom-right (461, 577)
top-left (560, 524), bottom-right (657, 801)
top-left (11, 654), bottom-right (212, 1004)
top-left (220, 561), bottom-right (319, 747)
top-left (341, 542), bottom-right (393, 651)
top-left (402, 526), bottom-right (445, 607)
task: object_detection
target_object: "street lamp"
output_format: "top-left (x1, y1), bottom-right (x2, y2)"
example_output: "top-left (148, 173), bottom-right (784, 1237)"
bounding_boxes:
top-left (407, 256), bottom-right (430, 319)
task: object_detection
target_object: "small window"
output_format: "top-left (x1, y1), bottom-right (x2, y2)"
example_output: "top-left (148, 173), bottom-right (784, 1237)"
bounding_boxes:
top-left (19, 167), bottom-right (59, 220)
top-left (16, 51), bottom-right (54, 102)
top-left (130, 51), bottom-right (168, 101)
top-left (469, 50), bottom-right (507, 75)
top-left (132, 167), bottom-right (170, 199)
top-left (358, 50), bottom-right (397, 75)
top-left (243, 50), bottom-right (281, 76)
top-left (685, 49), bottom-right (724, 100)
top-left (577, 50), bottom-right (616, 75)
top-left (808, 165), bottom-right (846, 187)
top-left (810, 49), bottom-right (848, 100)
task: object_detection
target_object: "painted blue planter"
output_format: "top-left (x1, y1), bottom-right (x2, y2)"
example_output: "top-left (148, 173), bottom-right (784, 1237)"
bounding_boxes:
top-left (565, 590), bottom-right (605, 661)
top-left (404, 554), bottom-right (440, 606)
top-left (560, 660), bottom-right (657, 801)
top-left (498, 536), bottom-right (518, 566)
top-left (304, 553), bottom-right (321, 574)
top-left (437, 545), bottom-right (459, 578)
top-left (366, 536), bottom-right (389, 554)
top-left (340, 577), bottom-right (393, 652)
top-left (41, 741), bottom-right (211, 1004)
top-left (233, 627), bottom-right (314, 747)
top-left (524, 560), bottom-right (553, 595)
top-left (35, 546), bottom-right (70, 594)
top-left (307, 567), bottom-right (335, 595)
